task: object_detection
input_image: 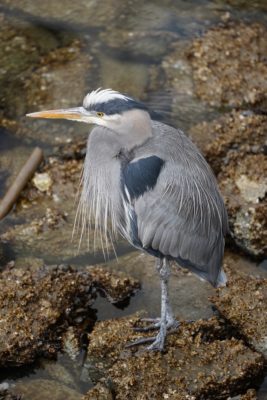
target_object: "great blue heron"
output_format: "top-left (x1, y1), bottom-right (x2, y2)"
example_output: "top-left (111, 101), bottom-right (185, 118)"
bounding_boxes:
top-left (27, 88), bottom-right (228, 351)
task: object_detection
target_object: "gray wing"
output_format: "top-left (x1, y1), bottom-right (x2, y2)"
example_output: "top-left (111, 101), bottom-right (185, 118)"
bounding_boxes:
top-left (123, 122), bottom-right (228, 287)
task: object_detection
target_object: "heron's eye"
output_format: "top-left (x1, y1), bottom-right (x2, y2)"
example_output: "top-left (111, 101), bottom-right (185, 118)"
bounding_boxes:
top-left (97, 112), bottom-right (105, 117)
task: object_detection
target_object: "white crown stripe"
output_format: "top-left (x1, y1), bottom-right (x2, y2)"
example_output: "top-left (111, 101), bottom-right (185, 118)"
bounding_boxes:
top-left (83, 88), bottom-right (130, 109)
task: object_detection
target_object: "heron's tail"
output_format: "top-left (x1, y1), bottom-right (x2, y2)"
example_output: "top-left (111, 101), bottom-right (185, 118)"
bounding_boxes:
top-left (215, 268), bottom-right (227, 288)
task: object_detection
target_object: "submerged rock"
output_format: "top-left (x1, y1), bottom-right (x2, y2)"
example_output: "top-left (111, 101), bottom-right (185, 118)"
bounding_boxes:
top-left (161, 38), bottom-right (216, 131)
top-left (98, 54), bottom-right (149, 101)
top-left (11, 378), bottom-right (82, 400)
top-left (0, 0), bottom-right (135, 30)
top-left (85, 315), bottom-right (264, 399)
top-left (101, 29), bottom-right (175, 61)
top-left (190, 111), bottom-right (267, 258)
top-left (0, 144), bottom-right (91, 262)
top-left (188, 21), bottom-right (267, 108)
top-left (39, 359), bottom-right (79, 391)
top-left (0, 12), bottom-right (59, 118)
top-left (0, 12), bottom-right (93, 146)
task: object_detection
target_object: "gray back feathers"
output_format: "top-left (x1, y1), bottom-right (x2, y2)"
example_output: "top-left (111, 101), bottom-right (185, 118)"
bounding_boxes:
top-left (76, 118), bottom-right (228, 287)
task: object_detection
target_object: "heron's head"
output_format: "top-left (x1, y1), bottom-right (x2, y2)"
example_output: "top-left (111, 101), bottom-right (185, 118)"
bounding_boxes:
top-left (27, 88), bottom-right (152, 148)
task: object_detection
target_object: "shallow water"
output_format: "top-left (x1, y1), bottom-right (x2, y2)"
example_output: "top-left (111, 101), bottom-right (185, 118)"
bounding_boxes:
top-left (0, 0), bottom-right (266, 398)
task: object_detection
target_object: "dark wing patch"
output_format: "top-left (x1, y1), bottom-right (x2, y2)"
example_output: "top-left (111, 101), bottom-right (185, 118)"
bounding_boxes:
top-left (122, 156), bottom-right (164, 200)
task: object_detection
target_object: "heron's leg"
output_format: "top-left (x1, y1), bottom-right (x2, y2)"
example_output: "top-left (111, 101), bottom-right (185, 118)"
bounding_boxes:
top-left (128, 258), bottom-right (175, 351)
top-left (145, 257), bottom-right (171, 351)
top-left (134, 258), bottom-right (178, 333)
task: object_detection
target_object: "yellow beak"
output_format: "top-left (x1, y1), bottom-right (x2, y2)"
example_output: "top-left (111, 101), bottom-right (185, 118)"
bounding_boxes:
top-left (26, 107), bottom-right (92, 122)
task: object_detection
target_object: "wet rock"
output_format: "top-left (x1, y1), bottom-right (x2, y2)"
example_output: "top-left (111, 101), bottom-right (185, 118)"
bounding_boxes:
top-left (229, 388), bottom-right (257, 400)
top-left (0, 137), bottom-right (41, 200)
top-left (0, 207), bottom-right (73, 261)
top-left (1, 0), bottom-right (130, 30)
top-left (82, 382), bottom-right (113, 400)
top-left (161, 39), bottom-right (218, 131)
top-left (188, 21), bottom-right (267, 108)
top-left (162, 41), bottom-right (194, 99)
top-left (257, 376), bottom-right (267, 400)
top-left (190, 111), bottom-right (267, 258)
top-left (214, 0), bottom-right (267, 12)
top-left (0, 262), bottom-right (95, 367)
top-left (39, 359), bottom-right (79, 390)
top-left (190, 111), bottom-right (267, 174)
top-left (23, 40), bottom-right (91, 112)
top-left (99, 1), bottom-right (177, 60)
top-left (0, 387), bottom-right (20, 400)
top-left (0, 12), bottom-right (93, 144)
top-left (86, 315), bottom-right (264, 399)
top-left (15, 39), bottom-right (92, 145)
top-left (0, 12), bottom-right (60, 117)
top-left (86, 265), bottom-right (140, 304)
top-left (98, 54), bottom-right (149, 100)
top-left (223, 250), bottom-right (267, 281)
top-left (101, 29), bottom-right (175, 61)
top-left (212, 268), bottom-right (267, 359)
top-left (32, 172), bottom-right (53, 193)
top-left (0, 254), bottom-right (139, 368)
top-left (0, 148), bottom-right (90, 262)
top-left (11, 378), bottom-right (82, 400)
top-left (98, 251), bottom-right (216, 322)
top-left (240, 389), bottom-right (257, 400)
top-left (61, 326), bottom-right (81, 362)
top-left (235, 174), bottom-right (266, 204)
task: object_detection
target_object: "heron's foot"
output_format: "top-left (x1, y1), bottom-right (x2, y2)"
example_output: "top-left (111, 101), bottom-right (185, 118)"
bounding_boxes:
top-left (134, 316), bottom-right (179, 332)
top-left (126, 329), bottom-right (167, 352)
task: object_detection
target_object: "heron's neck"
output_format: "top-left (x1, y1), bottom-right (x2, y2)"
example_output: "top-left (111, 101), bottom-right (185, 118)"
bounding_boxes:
top-left (111, 109), bottom-right (153, 150)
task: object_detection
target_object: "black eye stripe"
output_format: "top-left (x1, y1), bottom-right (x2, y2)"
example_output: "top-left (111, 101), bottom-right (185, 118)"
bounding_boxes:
top-left (85, 99), bottom-right (148, 115)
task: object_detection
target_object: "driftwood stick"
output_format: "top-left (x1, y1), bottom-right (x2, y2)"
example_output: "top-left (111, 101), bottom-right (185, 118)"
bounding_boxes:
top-left (0, 147), bottom-right (44, 220)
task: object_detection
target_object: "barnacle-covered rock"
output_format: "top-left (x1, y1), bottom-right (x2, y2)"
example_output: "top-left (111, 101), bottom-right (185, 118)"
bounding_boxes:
top-left (212, 267), bottom-right (267, 359)
top-left (190, 111), bottom-right (267, 258)
top-left (84, 315), bottom-right (264, 399)
top-left (0, 262), bottom-right (95, 367)
top-left (188, 22), bottom-right (267, 108)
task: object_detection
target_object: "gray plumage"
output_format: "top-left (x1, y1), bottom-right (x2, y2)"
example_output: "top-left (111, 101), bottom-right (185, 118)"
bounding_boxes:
top-left (27, 88), bottom-right (228, 351)
top-left (80, 119), bottom-right (228, 287)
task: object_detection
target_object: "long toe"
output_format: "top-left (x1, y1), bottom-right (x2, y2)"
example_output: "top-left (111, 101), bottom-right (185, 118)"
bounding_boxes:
top-left (139, 317), bottom-right (161, 323)
top-left (134, 317), bottom-right (180, 332)
top-left (127, 326), bottom-right (174, 351)
top-left (126, 334), bottom-right (165, 352)
top-left (126, 336), bottom-right (157, 348)
top-left (133, 322), bottom-right (161, 332)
